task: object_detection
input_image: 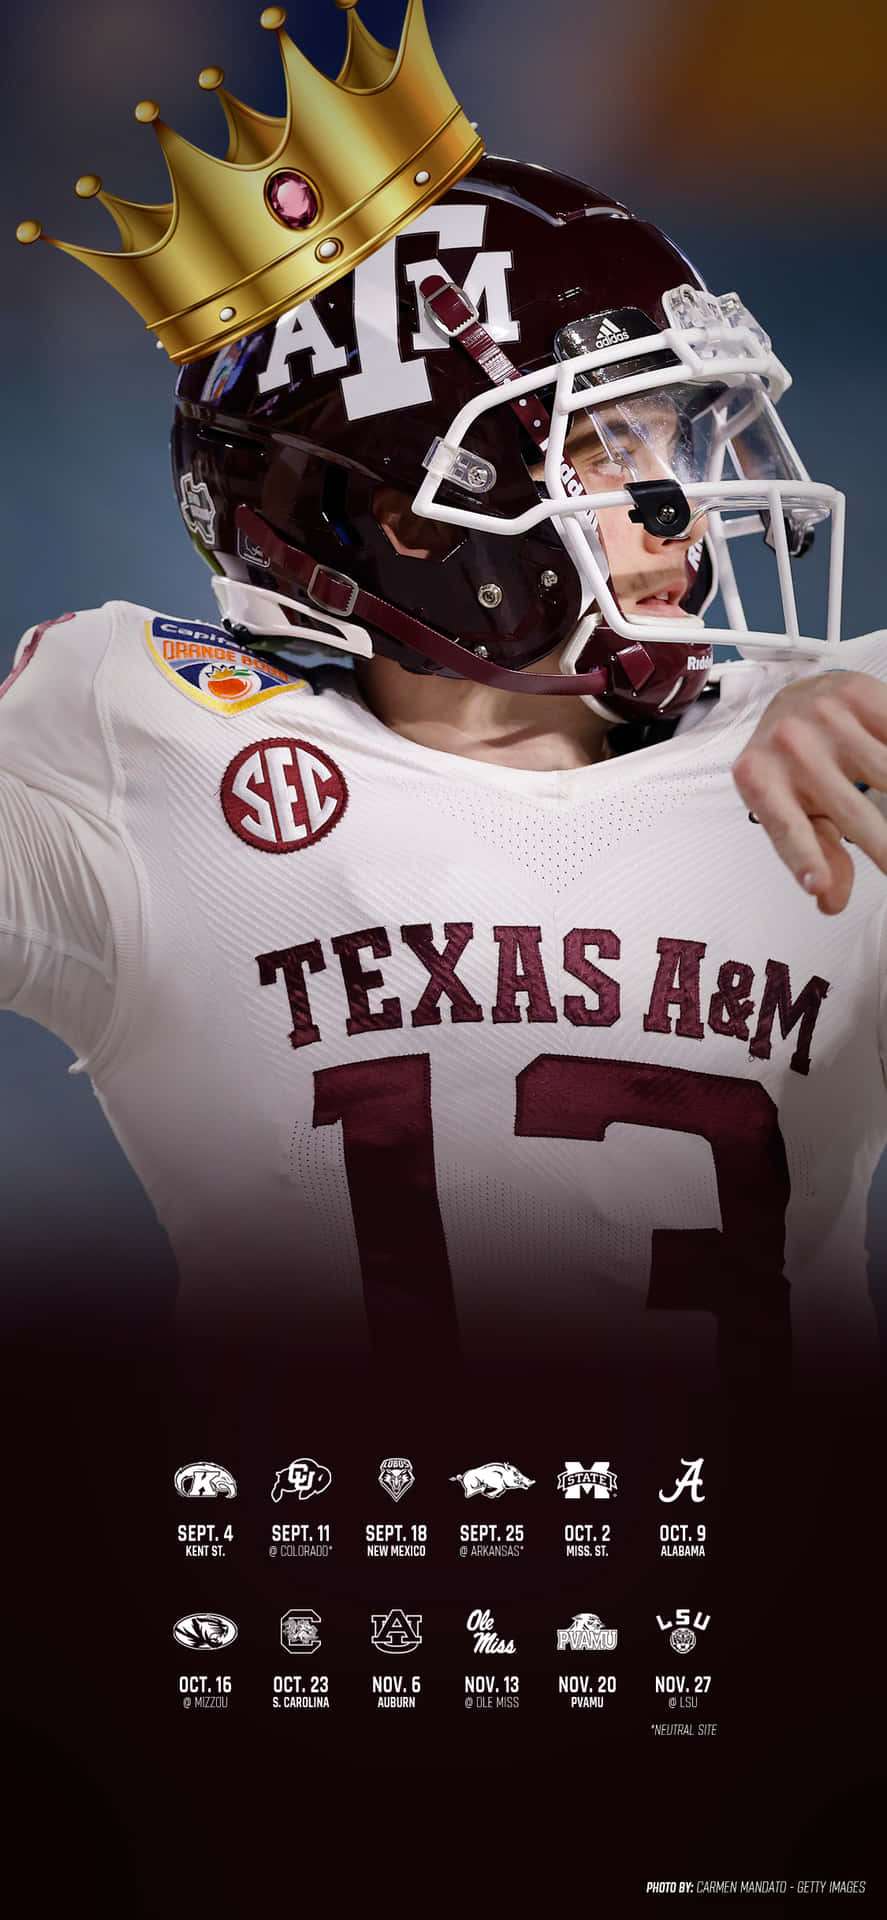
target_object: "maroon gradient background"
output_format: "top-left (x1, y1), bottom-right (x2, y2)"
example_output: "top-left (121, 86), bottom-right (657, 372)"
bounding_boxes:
top-left (2, 2), bottom-right (885, 1911)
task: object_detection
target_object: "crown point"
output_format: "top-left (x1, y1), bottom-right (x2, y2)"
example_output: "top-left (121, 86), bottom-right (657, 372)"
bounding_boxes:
top-left (16, 219), bottom-right (43, 244)
top-left (259, 7), bottom-right (287, 29)
top-left (198, 66), bottom-right (225, 91)
top-left (135, 100), bottom-right (160, 124)
top-left (75, 174), bottom-right (103, 199)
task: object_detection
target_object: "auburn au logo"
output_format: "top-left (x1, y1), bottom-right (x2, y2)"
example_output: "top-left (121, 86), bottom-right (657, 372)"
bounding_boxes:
top-left (221, 737), bottom-right (348, 852)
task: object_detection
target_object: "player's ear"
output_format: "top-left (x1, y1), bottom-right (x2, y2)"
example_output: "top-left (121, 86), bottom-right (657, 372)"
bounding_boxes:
top-left (372, 487), bottom-right (462, 561)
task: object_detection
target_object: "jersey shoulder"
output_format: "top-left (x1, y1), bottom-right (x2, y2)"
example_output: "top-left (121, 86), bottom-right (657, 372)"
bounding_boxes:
top-left (823, 630), bottom-right (887, 681)
top-left (0, 600), bottom-right (314, 815)
top-left (0, 602), bottom-right (124, 817)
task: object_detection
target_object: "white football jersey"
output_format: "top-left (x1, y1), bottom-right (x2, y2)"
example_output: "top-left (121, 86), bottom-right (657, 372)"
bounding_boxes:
top-left (1, 601), bottom-right (886, 1384)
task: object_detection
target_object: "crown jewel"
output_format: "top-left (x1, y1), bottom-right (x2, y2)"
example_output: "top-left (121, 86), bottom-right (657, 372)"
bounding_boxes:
top-left (16, 2), bottom-right (483, 365)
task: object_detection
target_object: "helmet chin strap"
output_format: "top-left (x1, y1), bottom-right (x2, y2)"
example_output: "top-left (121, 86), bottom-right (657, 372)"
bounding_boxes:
top-left (230, 505), bottom-right (615, 698)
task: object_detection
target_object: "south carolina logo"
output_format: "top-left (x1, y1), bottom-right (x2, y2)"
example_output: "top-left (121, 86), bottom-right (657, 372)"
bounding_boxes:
top-left (221, 738), bottom-right (348, 852)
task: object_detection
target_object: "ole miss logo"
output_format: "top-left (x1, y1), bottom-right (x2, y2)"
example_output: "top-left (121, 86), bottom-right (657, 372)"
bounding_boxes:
top-left (221, 737), bottom-right (348, 852)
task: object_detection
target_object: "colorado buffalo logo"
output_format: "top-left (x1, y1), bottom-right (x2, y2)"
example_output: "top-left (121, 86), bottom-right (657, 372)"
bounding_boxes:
top-left (221, 737), bottom-right (348, 852)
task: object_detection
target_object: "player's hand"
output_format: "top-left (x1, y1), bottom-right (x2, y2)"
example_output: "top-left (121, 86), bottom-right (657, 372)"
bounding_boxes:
top-left (732, 671), bottom-right (887, 914)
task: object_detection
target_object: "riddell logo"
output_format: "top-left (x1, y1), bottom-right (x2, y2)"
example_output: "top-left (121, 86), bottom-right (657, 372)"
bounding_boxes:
top-left (221, 738), bottom-right (348, 852)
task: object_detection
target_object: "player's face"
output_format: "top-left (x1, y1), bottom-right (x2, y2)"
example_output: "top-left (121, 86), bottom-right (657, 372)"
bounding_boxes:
top-left (557, 396), bottom-right (707, 620)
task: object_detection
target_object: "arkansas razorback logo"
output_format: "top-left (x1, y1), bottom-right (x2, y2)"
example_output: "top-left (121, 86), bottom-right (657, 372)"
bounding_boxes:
top-left (220, 736), bottom-right (348, 852)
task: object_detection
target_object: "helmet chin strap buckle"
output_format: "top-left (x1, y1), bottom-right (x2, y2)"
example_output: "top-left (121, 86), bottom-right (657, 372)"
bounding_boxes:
top-left (626, 479), bottom-right (692, 537)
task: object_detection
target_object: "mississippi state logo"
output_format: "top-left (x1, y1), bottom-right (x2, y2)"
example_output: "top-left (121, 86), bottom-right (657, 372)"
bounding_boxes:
top-left (557, 1460), bottom-right (617, 1500)
top-left (221, 737), bottom-right (348, 852)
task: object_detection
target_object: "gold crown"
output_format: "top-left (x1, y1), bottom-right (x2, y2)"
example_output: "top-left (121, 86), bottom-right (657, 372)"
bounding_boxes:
top-left (16, 1), bottom-right (483, 365)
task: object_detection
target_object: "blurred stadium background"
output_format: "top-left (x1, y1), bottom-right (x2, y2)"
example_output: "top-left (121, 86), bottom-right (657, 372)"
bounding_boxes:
top-left (2, 0), bottom-right (886, 1317)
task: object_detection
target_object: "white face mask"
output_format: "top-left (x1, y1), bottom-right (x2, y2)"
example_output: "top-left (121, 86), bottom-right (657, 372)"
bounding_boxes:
top-left (411, 284), bottom-right (845, 665)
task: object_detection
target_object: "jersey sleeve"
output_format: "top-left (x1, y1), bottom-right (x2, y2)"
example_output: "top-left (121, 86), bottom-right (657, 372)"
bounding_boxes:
top-left (818, 629), bottom-right (887, 686)
top-left (0, 607), bottom-right (128, 1059)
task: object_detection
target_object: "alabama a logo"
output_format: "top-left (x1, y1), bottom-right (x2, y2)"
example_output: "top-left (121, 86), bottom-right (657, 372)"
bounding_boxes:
top-left (659, 1459), bottom-right (705, 1503)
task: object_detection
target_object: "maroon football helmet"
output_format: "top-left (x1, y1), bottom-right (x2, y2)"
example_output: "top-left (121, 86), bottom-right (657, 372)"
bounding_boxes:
top-left (171, 155), bottom-right (841, 722)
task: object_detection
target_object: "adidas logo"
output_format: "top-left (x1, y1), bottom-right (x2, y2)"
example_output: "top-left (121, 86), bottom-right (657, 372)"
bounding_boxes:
top-left (595, 316), bottom-right (631, 347)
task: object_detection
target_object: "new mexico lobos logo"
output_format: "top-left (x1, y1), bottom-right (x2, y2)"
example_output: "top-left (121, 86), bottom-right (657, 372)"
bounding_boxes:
top-left (257, 203), bottom-right (516, 422)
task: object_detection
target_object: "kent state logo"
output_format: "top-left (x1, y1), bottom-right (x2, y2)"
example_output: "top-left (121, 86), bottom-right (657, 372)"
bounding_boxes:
top-left (174, 1460), bottom-right (237, 1498)
top-left (221, 737), bottom-right (349, 852)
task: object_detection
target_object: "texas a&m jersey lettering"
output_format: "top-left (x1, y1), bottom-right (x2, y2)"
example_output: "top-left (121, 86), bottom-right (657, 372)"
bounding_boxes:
top-left (255, 921), bottom-right (830, 1075)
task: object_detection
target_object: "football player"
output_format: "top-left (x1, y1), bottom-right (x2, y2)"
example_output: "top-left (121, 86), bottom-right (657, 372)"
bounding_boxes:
top-left (6, 36), bottom-right (887, 1391)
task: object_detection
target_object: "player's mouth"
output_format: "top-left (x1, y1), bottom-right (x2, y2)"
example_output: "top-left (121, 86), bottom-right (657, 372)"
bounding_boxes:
top-left (630, 580), bottom-right (689, 617)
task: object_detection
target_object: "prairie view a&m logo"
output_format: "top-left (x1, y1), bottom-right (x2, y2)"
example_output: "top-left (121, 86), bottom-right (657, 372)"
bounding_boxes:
top-left (221, 738), bottom-right (348, 853)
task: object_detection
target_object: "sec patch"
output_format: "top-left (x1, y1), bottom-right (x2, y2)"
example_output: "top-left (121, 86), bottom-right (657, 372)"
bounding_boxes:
top-left (221, 737), bottom-right (348, 852)
top-left (146, 616), bottom-right (305, 712)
